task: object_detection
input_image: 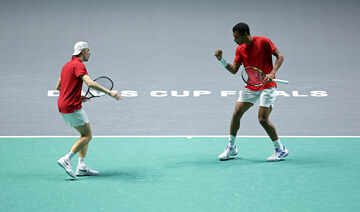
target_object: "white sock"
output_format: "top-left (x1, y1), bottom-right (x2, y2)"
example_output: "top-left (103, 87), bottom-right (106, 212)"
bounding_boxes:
top-left (64, 151), bottom-right (75, 160)
top-left (78, 157), bottom-right (86, 167)
top-left (228, 135), bottom-right (236, 148)
top-left (273, 140), bottom-right (283, 150)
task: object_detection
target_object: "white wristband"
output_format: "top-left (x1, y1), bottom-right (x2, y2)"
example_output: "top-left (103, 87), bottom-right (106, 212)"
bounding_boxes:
top-left (219, 58), bottom-right (228, 67)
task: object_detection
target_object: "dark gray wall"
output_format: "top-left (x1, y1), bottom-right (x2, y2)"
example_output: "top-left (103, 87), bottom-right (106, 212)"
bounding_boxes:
top-left (0, 0), bottom-right (359, 136)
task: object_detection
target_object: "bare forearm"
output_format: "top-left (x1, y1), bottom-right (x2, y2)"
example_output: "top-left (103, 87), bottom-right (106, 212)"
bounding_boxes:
top-left (272, 56), bottom-right (284, 74)
top-left (214, 50), bottom-right (240, 74)
top-left (225, 63), bottom-right (239, 74)
top-left (81, 74), bottom-right (122, 100)
top-left (88, 81), bottom-right (111, 95)
top-left (271, 49), bottom-right (284, 74)
top-left (56, 77), bottom-right (61, 91)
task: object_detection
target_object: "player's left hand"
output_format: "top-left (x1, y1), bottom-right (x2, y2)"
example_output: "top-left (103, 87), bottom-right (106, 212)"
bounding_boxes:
top-left (214, 49), bottom-right (223, 60)
top-left (109, 91), bottom-right (123, 101)
top-left (264, 73), bottom-right (275, 83)
top-left (81, 95), bottom-right (90, 102)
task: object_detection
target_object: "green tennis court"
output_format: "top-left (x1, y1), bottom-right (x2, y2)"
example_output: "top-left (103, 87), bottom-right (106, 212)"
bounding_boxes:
top-left (0, 136), bottom-right (359, 211)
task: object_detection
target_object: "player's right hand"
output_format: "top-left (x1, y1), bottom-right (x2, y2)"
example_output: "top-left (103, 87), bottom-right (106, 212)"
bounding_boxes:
top-left (109, 91), bottom-right (123, 101)
top-left (81, 95), bottom-right (90, 103)
top-left (214, 49), bottom-right (223, 60)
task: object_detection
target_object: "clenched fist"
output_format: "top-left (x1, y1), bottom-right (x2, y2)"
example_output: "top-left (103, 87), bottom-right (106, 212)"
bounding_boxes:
top-left (214, 49), bottom-right (223, 60)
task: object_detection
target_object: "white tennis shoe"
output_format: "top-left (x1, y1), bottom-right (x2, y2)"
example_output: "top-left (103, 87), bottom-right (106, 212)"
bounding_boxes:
top-left (218, 145), bottom-right (239, 160)
top-left (76, 166), bottom-right (99, 176)
top-left (267, 146), bottom-right (289, 162)
top-left (57, 157), bottom-right (76, 178)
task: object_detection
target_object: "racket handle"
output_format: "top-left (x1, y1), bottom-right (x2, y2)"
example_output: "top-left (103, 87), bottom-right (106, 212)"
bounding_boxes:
top-left (273, 79), bottom-right (289, 84)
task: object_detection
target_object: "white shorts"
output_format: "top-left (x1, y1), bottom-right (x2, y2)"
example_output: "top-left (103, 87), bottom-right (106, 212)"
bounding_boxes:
top-left (238, 87), bottom-right (277, 108)
top-left (60, 109), bottom-right (89, 127)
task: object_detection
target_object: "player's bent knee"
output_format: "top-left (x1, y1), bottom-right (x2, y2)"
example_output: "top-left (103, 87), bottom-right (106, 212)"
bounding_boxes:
top-left (81, 135), bottom-right (92, 143)
top-left (233, 111), bottom-right (243, 120)
top-left (258, 117), bottom-right (269, 126)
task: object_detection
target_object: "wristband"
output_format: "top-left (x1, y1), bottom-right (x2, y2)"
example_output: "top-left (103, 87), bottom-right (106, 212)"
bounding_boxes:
top-left (219, 58), bottom-right (228, 67)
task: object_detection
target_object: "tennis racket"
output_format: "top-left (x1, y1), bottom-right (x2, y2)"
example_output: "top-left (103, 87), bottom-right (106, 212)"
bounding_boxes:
top-left (241, 67), bottom-right (289, 87)
top-left (84, 76), bottom-right (114, 98)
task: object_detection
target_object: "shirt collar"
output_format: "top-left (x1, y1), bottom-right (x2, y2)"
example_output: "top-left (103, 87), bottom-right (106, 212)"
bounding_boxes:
top-left (71, 57), bottom-right (82, 62)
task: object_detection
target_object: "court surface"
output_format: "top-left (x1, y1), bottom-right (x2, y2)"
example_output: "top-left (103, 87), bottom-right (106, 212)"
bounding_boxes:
top-left (1, 136), bottom-right (359, 211)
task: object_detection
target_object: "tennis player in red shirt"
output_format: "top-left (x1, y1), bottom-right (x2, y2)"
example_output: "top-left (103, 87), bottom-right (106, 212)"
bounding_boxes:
top-left (215, 23), bottom-right (289, 162)
top-left (56, 41), bottom-right (122, 178)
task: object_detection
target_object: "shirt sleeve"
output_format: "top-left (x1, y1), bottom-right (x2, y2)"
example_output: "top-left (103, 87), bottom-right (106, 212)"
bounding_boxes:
top-left (265, 37), bottom-right (277, 53)
top-left (74, 64), bottom-right (88, 78)
top-left (233, 46), bottom-right (243, 65)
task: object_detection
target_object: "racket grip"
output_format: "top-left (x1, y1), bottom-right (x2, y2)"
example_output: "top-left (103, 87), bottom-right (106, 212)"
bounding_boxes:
top-left (273, 79), bottom-right (289, 84)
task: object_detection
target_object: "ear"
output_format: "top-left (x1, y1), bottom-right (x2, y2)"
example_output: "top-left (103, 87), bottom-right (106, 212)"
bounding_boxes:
top-left (78, 49), bottom-right (86, 57)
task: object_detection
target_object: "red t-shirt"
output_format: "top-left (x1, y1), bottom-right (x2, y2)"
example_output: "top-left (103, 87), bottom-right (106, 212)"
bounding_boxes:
top-left (57, 57), bottom-right (88, 113)
top-left (234, 36), bottom-right (277, 91)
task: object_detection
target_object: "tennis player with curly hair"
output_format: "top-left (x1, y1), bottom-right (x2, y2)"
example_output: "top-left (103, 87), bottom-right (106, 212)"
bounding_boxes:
top-left (215, 23), bottom-right (289, 162)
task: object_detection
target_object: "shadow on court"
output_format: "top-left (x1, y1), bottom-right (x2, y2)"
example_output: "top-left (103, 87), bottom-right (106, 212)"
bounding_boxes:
top-left (163, 156), bottom-right (268, 170)
top-left (79, 168), bottom-right (160, 182)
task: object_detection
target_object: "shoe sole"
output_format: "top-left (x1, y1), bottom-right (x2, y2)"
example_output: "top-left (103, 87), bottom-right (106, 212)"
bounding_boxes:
top-left (219, 157), bottom-right (236, 161)
top-left (266, 152), bottom-right (289, 162)
top-left (218, 153), bottom-right (238, 161)
top-left (58, 161), bottom-right (76, 178)
top-left (75, 173), bottom-right (99, 177)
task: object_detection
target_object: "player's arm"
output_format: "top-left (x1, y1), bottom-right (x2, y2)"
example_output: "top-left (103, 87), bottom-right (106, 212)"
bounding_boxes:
top-left (81, 75), bottom-right (123, 100)
top-left (214, 49), bottom-right (241, 74)
top-left (272, 49), bottom-right (284, 73)
top-left (56, 77), bottom-right (61, 91)
top-left (265, 49), bottom-right (284, 82)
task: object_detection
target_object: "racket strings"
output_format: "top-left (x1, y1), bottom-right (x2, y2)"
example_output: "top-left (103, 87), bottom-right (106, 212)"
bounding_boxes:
top-left (243, 68), bottom-right (265, 86)
top-left (89, 77), bottom-right (113, 97)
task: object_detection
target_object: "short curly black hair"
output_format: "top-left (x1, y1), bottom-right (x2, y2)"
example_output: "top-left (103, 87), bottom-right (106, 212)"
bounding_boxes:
top-left (232, 22), bottom-right (250, 35)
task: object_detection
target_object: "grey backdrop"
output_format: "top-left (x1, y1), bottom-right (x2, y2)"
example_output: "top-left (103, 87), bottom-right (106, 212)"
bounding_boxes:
top-left (0, 0), bottom-right (359, 136)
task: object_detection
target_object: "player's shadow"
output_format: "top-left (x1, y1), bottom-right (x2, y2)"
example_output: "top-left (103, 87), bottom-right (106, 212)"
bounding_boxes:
top-left (82, 169), bottom-right (159, 182)
top-left (219, 157), bottom-right (266, 163)
top-left (165, 156), bottom-right (267, 169)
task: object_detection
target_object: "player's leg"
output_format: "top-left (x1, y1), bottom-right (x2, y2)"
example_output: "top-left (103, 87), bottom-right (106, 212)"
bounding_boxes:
top-left (57, 109), bottom-right (96, 177)
top-left (79, 144), bottom-right (89, 158)
top-left (78, 143), bottom-right (88, 170)
top-left (72, 123), bottom-right (92, 154)
top-left (230, 102), bottom-right (253, 137)
top-left (258, 106), bottom-right (278, 141)
top-left (258, 87), bottom-right (288, 161)
top-left (218, 101), bottom-right (253, 160)
top-left (57, 123), bottom-right (91, 178)
top-left (73, 123), bottom-right (99, 176)
top-left (57, 110), bottom-right (90, 178)
top-left (218, 88), bottom-right (260, 160)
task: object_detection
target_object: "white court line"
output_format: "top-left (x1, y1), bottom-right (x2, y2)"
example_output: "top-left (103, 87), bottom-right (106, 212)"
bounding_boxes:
top-left (0, 135), bottom-right (359, 138)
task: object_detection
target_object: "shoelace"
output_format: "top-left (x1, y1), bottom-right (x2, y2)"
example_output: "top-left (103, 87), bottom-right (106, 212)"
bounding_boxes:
top-left (225, 145), bottom-right (236, 150)
top-left (78, 166), bottom-right (88, 172)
